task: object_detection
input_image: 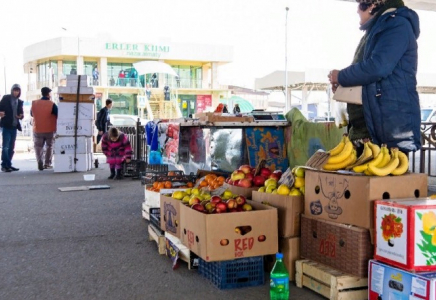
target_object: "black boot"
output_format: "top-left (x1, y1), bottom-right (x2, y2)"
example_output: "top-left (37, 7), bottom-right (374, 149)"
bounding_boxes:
top-left (114, 169), bottom-right (123, 180)
top-left (108, 168), bottom-right (115, 179)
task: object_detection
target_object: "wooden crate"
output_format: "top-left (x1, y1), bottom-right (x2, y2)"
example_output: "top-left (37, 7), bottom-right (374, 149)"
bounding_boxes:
top-left (59, 94), bottom-right (94, 103)
top-left (295, 260), bottom-right (368, 300)
top-left (148, 224), bottom-right (166, 255)
top-left (142, 202), bottom-right (150, 221)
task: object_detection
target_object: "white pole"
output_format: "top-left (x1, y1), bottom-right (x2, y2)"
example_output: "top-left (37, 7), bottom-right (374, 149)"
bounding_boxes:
top-left (285, 7), bottom-right (289, 114)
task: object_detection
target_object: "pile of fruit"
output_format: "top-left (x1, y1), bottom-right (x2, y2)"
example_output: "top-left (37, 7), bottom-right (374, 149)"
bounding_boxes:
top-left (257, 166), bottom-right (305, 196)
top-left (195, 173), bottom-right (226, 190)
top-left (171, 188), bottom-right (253, 214)
top-left (227, 165), bottom-right (282, 188)
top-left (324, 135), bottom-right (409, 176)
top-left (145, 171), bottom-right (194, 192)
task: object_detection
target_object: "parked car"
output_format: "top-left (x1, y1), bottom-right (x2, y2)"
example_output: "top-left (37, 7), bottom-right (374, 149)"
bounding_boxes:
top-left (110, 114), bottom-right (149, 127)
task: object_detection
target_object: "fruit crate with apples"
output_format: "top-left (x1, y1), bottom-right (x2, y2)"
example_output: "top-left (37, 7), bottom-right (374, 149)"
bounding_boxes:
top-left (198, 256), bottom-right (264, 289)
top-left (296, 259), bottom-right (368, 300)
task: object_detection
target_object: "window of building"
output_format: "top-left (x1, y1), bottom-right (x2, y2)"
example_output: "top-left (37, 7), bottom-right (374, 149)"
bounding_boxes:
top-left (107, 62), bottom-right (136, 87)
top-left (84, 61), bottom-right (98, 85)
top-left (36, 61), bottom-right (58, 89)
top-left (108, 93), bottom-right (138, 116)
top-left (63, 61), bottom-right (77, 76)
top-left (168, 65), bottom-right (202, 89)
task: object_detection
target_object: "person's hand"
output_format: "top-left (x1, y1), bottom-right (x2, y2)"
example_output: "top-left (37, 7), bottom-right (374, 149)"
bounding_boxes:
top-left (0, 111), bottom-right (5, 118)
top-left (99, 131), bottom-right (103, 135)
top-left (16, 114), bottom-right (23, 120)
top-left (328, 69), bottom-right (340, 84)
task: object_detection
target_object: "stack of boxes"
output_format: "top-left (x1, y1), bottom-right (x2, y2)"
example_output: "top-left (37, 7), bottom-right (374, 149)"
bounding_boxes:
top-left (54, 75), bottom-right (95, 173)
top-left (298, 169), bottom-right (428, 295)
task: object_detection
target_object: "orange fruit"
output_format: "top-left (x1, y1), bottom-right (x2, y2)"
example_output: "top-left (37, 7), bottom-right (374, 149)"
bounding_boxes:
top-left (164, 181), bottom-right (172, 188)
top-left (157, 182), bottom-right (165, 190)
top-left (153, 181), bottom-right (159, 189)
top-left (168, 171), bottom-right (176, 176)
top-left (216, 176), bottom-right (225, 183)
top-left (187, 182), bottom-right (194, 188)
top-left (200, 180), bottom-right (208, 187)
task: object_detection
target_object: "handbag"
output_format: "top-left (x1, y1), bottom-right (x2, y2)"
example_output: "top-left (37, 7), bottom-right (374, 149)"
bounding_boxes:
top-left (333, 85), bottom-right (362, 105)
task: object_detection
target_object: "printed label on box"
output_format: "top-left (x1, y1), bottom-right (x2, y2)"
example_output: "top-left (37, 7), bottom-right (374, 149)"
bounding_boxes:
top-left (370, 263), bottom-right (385, 294)
top-left (376, 204), bottom-right (408, 265)
top-left (415, 209), bottom-right (436, 267)
top-left (412, 277), bottom-right (428, 297)
top-left (163, 202), bottom-right (177, 235)
top-left (166, 238), bottom-right (180, 269)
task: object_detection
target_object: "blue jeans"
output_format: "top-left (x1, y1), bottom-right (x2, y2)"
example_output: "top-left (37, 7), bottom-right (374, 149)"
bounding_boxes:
top-left (1, 127), bottom-right (17, 168)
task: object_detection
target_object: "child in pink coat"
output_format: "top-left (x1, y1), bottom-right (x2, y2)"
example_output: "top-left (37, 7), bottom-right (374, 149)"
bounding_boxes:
top-left (101, 127), bottom-right (133, 180)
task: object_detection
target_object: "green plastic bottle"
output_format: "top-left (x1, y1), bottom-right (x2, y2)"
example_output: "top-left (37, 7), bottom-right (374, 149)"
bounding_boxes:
top-left (270, 253), bottom-right (289, 300)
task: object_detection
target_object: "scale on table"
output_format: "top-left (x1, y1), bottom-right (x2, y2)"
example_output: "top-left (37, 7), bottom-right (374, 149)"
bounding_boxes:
top-left (249, 110), bottom-right (286, 122)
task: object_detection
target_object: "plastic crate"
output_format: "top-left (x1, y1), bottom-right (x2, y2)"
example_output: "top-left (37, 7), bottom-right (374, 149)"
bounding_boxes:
top-left (123, 160), bottom-right (146, 178)
top-left (198, 256), bottom-right (264, 289)
top-left (149, 208), bottom-right (163, 233)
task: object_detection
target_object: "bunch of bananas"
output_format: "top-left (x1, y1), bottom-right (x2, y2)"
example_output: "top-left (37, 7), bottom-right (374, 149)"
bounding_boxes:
top-left (323, 135), bottom-right (409, 176)
top-left (352, 144), bottom-right (409, 176)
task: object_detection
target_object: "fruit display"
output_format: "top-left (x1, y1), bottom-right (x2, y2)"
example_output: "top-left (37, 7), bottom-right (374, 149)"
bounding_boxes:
top-left (169, 188), bottom-right (254, 214)
top-left (324, 135), bottom-right (409, 176)
top-left (257, 166), bottom-right (305, 196)
top-left (195, 173), bottom-right (226, 190)
top-left (227, 165), bottom-right (282, 188)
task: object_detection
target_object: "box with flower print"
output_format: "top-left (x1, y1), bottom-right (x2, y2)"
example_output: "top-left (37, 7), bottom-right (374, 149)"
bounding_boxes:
top-left (375, 198), bottom-right (436, 272)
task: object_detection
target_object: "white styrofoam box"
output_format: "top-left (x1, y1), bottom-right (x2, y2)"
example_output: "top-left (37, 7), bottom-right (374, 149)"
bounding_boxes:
top-left (58, 86), bottom-right (94, 94)
top-left (56, 119), bottom-right (94, 136)
top-left (87, 152), bottom-right (94, 170)
top-left (58, 102), bottom-right (95, 120)
top-left (66, 75), bottom-right (89, 86)
top-left (54, 154), bottom-right (88, 172)
top-left (54, 136), bottom-right (92, 154)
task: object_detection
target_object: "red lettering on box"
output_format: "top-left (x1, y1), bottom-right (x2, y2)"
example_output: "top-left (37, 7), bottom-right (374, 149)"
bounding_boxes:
top-left (187, 230), bottom-right (194, 247)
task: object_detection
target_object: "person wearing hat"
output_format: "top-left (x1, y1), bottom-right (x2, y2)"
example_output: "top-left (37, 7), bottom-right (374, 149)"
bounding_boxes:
top-left (328, 0), bottom-right (421, 155)
top-left (31, 87), bottom-right (58, 170)
top-left (0, 84), bottom-right (24, 172)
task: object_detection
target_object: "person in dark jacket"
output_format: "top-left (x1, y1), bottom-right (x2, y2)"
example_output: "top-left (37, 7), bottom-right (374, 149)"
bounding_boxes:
top-left (0, 84), bottom-right (24, 172)
top-left (96, 99), bottom-right (113, 144)
top-left (328, 0), bottom-right (420, 154)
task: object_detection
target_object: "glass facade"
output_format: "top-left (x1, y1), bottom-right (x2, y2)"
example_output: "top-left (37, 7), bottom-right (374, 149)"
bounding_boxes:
top-left (36, 61), bottom-right (58, 89)
top-left (84, 61), bottom-right (98, 86)
top-left (168, 65), bottom-right (202, 89)
top-left (63, 61), bottom-right (77, 76)
top-left (107, 62), bottom-right (140, 87)
top-left (108, 93), bottom-right (138, 115)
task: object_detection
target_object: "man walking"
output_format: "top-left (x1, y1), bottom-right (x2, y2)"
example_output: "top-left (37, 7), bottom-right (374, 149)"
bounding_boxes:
top-left (31, 87), bottom-right (58, 170)
top-left (96, 99), bottom-right (113, 144)
top-left (0, 84), bottom-right (24, 172)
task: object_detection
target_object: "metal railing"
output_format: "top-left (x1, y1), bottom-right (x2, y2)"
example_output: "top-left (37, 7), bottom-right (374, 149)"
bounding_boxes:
top-left (411, 122), bottom-right (436, 176)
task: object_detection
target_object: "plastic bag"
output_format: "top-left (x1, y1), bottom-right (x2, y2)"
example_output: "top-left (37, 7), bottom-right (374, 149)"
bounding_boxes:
top-left (333, 99), bottom-right (349, 128)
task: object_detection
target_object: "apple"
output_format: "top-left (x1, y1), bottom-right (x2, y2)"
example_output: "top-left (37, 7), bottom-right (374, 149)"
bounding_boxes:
top-left (236, 207), bottom-right (243, 212)
top-left (225, 177), bottom-right (231, 183)
top-left (258, 186), bottom-right (266, 193)
top-left (294, 166), bottom-right (305, 178)
top-left (289, 188), bottom-right (302, 196)
top-left (264, 178), bottom-right (278, 189)
top-left (229, 208), bottom-right (238, 213)
top-left (252, 175), bottom-right (266, 187)
top-left (269, 172), bottom-right (281, 181)
top-left (205, 202), bottom-right (214, 212)
top-left (233, 180), bottom-right (240, 186)
top-left (189, 197), bottom-right (201, 206)
top-left (238, 178), bottom-right (252, 188)
top-left (235, 195), bottom-right (246, 206)
top-left (211, 195), bottom-right (222, 204)
top-left (215, 202), bottom-right (228, 213)
top-left (242, 203), bottom-right (253, 211)
top-left (244, 173), bottom-right (254, 181)
top-left (191, 203), bottom-right (205, 212)
top-left (227, 179), bottom-right (234, 185)
top-left (231, 170), bottom-right (245, 181)
top-left (238, 165), bottom-right (252, 174)
top-left (260, 167), bottom-right (272, 178)
top-left (226, 199), bottom-right (238, 209)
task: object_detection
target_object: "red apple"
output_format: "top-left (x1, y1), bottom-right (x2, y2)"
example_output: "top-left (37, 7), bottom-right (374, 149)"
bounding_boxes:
top-left (235, 196), bottom-right (246, 206)
top-left (237, 178), bottom-right (252, 188)
top-left (215, 202), bottom-right (228, 213)
top-left (226, 199), bottom-right (238, 209)
top-left (236, 207), bottom-right (243, 212)
top-left (225, 177), bottom-right (232, 183)
top-left (211, 196), bottom-right (222, 204)
top-left (260, 167), bottom-right (272, 178)
top-left (269, 173), bottom-right (281, 181)
top-left (251, 168), bottom-right (256, 175)
top-left (191, 203), bottom-right (205, 212)
top-left (239, 165), bottom-right (252, 174)
top-left (244, 173), bottom-right (254, 181)
top-left (227, 179), bottom-right (234, 185)
top-left (233, 180), bottom-right (240, 186)
top-left (252, 175), bottom-right (266, 187)
top-left (189, 197), bottom-right (201, 206)
top-left (229, 208), bottom-right (239, 213)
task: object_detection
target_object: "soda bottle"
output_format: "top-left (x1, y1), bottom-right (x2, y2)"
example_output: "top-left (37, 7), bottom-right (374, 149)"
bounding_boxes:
top-left (270, 253), bottom-right (289, 300)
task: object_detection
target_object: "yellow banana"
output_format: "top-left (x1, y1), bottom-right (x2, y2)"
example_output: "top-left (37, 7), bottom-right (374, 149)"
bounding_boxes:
top-left (327, 136), bottom-right (353, 164)
top-left (368, 148), bottom-right (400, 176)
top-left (328, 135), bottom-right (347, 156)
top-left (353, 146), bottom-right (384, 173)
top-left (391, 150), bottom-right (409, 176)
top-left (323, 150), bottom-right (356, 171)
top-left (367, 141), bottom-right (381, 159)
top-left (348, 141), bottom-right (372, 169)
top-left (364, 169), bottom-right (373, 176)
top-left (376, 146), bottom-right (391, 168)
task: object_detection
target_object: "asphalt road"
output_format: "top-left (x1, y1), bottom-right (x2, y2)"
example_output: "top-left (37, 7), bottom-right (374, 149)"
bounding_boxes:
top-left (0, 153), bottom-right (323, 300)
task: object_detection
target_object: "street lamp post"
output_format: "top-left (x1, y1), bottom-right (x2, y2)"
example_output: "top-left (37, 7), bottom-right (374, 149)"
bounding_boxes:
top-left (285, 7), bottom-right (289, 113)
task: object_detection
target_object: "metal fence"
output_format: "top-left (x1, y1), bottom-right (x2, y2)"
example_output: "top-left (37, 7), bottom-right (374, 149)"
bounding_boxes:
top-left (111, 120), bottom-right (147, 161)
top-left (411, 122), bottom-right (436, 177)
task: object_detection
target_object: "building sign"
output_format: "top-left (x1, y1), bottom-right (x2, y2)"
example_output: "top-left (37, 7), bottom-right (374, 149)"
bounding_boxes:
top-left (105, 43), bottom-right (170, 58)
top-left (196, 95), bottom-right (212, 113)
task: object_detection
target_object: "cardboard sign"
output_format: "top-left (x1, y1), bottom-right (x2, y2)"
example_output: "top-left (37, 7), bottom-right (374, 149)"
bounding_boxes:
top-left (160, 195), bottom-right (181, 238)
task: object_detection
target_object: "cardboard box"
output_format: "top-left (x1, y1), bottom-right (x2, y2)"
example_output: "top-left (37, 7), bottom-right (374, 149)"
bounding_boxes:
top-left (56, 119), bottom-right (94, 136)
top-left (58, 102), bottom-right (95, 120)
top-left (160, 195), bottom-right (182, 239)
top-left (54, 136), bottom-right (92, 154)
top-left (304, 169), bottom-right (427, 230)
top-left (193, 112), bottom-right (254, 123)
top-left (252, 191), bottom-right (303, 238)
top-left (58, 86), bottom-right (94, 94)
top-left (180, 200), bottom-right (278, 261)
top-left (300, 214), bottom-right (373, 278)
top-left (59, 94), bottom-right (94, 103)
top-left (375, 198), bottom-right (436, 272)
top-left (369, 260), bottom-right (436, 300)
top-left (53, 153), bottom-right (89, 172)
top-left (280, 237), bottom-right (300, 281)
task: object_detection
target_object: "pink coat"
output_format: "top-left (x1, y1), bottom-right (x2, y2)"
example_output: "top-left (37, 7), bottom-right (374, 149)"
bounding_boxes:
top-left (101, 132), bottom-right (133, 165)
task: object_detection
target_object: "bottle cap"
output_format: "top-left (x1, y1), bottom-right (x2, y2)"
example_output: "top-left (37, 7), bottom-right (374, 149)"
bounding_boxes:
top-left (276, 253), bottom-right (283, 259)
